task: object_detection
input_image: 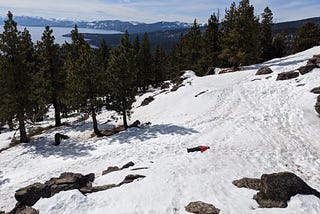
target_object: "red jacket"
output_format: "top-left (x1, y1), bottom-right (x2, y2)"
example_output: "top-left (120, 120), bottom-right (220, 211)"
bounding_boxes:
top-left (199, 146), bottom-right (210, 152)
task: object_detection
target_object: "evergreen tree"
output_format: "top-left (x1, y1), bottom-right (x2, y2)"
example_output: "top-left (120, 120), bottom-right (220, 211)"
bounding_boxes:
top-left (37, 26), bottom-right (64, 126)
top-left (107, 31), bottom-right (137, 128)
top-left (272, 32), bottom-right (287, 58)
top-left (182, 19), bottom-right (203, 74)
top-left (0, 12), bottom-right (38, 142)
top-left (220, 0), bottom-right (260, 69)
top-left (260, 7), bottom-right (273, 61)
top-left (64, 26), bottom-right (104, 135)
top-left (137, 32), bottom-right (152, 91)
top-left (152, 45), bottom-right (166, 87)
top-left (201, 13), bottom-right (222, 71)
top-left (292, 22), bottom-right (320, 53)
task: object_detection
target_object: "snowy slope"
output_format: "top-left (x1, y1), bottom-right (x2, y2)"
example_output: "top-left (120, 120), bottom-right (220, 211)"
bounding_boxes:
top-left (1, 47), bottom-right (320, 213)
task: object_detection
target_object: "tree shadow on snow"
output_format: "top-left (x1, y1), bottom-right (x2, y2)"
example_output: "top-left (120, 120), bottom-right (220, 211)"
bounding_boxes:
top-left (109, 124), bottom-right (198, 144)
top-left (20, 136), bottom-right (96, 159)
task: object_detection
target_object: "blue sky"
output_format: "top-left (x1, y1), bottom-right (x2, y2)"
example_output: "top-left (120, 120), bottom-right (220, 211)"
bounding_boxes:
top-left (1, 0), bottom-right (319, 23)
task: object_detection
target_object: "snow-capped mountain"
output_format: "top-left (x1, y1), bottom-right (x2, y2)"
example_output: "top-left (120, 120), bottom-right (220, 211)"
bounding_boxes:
top-left (0, 16), bottom-right (192, 33)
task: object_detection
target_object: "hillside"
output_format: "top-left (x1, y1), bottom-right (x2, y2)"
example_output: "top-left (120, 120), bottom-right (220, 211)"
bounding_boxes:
top-left (1, 47), bottom-right (320, 213)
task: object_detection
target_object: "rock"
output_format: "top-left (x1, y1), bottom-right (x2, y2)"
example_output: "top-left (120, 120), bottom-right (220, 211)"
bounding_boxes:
top-left (185, 201), bottom-right (220, 214)
top-left (160, 82), bottom-right (170, 89)
top-left (118, 174), bottom-right (145, 186)
top-left (311, 86), bottom-right (320, 94)
top-left (276, 71), bottom-right (299, 81)
top-left (129, 120), bottom-right (141, 128)
top-left (206, 67), bottom-right (216, 75)
top-left (219, 68), bottom-right (235, 74)
top-left (102, 166), bottom-right (120, 175)
top-left (251, 78), bottom-right (261, 82)
top-left (121, 161), bottom-right (135, 169)
top-left (54, 133), bottom-right (69, 146)
top-left (15, 172), bottom-right (95, 206)
top-left (141, 96), bottom-right (154, 106)
top-left (298, 64), bottom-right (319, 75)
top-left (171, 84), bottom-right (185, 92)
top-left (9, 204), bottom-right (39, 214)
top-left (307, 54), bottom-right (320, 66)
top-left (80, 184), bottom-right (118, 194)
top-left (315, 95), bottom-right (320, 114)
top-left (254, 172), bottom-right (320, 208)
top-left (14, 183), bottom-right (46, 206)
top-left (256, 67), bottom-right (273, 75)
top-left (232, 178), bottom-right (261, 191)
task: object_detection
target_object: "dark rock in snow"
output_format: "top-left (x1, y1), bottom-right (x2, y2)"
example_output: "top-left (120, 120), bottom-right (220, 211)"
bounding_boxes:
top-left (315, 95), bottom-right (320, 114)
top-left (15, 172), bottom-right (94, 206)
top-left (298, 64), bottom-right (319, 75)
top-left (102, 166), bottom-right (120, 175)
top-left (14, 183), bottom-right (46, 206)
top-left (80, 184), bottom-right (118, 194)
top-left (160, 82), bottom-right (170, 89)
top-left (9, 204), bottom-right (39, 214)
top-left (121, 161), bottom-right (135, 169)
top-left (118, 174), bottom-right (145, 186)
top-left (276, 71), bottom-right (299, 80)
top-left (310, 86), bottom-right (320, 94)
top-left (232, 178), bottom-right (261, 191)
top-left (307, 54), bottom-right (320, 66)
top-left (254, 172), bottom-right (320, 208)
top-left (129, 120), bottom-right (141, 128)
top-left (185, 201), bottom-right (220, 214)
top-left (206, 67), bottom-right (216, 75)
top-left (256, 67), bottom-right (273, 75)
top-left (141, 96), bottom-right (154, 106)
top-left (54, 133), bottom-right (69, 146)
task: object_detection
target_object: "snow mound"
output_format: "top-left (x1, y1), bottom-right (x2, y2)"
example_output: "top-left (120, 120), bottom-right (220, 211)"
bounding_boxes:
top-left (181, 70), bottom-right (196, 79)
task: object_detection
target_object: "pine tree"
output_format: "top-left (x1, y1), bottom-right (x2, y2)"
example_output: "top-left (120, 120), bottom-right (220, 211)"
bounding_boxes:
top-left (0, 12), bottom-right (37, 142)
top-left (272, 32), bottom-right (287, 58)
top-left (152, 45), bottom-right (166, 87)
top-left (37, 26), bottom-right (64, 126)
top-left (107, 31), bottom-right (137, 128)
top-left (260, 7), bottom-right (273, 61)
top-left (292, 22), bottom-right (320, 53)
top-left (220, 0), bottom-right (260, 69)
top-left (64, 26), bottom-right (104, 135)
top-left (201, 13), bottom-right (222, 71)
top-left (137, 32), bottom-right (152, 92)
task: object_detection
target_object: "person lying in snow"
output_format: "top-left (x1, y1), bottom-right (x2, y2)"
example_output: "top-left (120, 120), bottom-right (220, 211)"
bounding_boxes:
top-left (187, 146), bottom-right (210, 153)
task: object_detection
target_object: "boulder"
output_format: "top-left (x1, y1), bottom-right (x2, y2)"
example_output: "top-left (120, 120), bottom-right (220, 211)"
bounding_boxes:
top-left (102, 166), bottom-right (120, 175)
top-left (311, 86), bottom-right (320, 94)
top-left (298, 64), bottom-right (319, 75)
top-left (118, 174), bottom-right (145, 186)
top-left (232, 178), bottom-right (261, 191)
top-left (9, 204), bottom-right (39, 214)
top-left (307, 54), bottom-right (320, 66)
top-left (219, 68), bottom-right (236, 74)
top-left (129, 120), bottom-right (141, 128)
top-left (185, 201), bottom-right (220, 214)
top-left (206, 67), bottom-right (216, 75)
top-left (54, 133), bottom-right (69, 146)
top-left (141, 96), bottom-right (154, 106)
top-left (276, 71), bottom-right (299, 81)
top-left (254, 172), bottom-right (320, 208)
top-left (160, 82), bottom-right (170, 89)
top-left (121, 161), bottom-right (135, 169)
top-left (80, 184), bottom-right (118, 194)
top-left (315, 95), bottom-right (320, 114)
top-left (15, 172), bottom-right (95, 206)
top-left (256, 67), bottom-right (273, 75)
top-left (14, 183), bottom-right (46, 206)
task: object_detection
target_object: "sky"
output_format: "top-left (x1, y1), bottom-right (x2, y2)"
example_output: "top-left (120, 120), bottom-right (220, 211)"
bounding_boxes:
top-left (0, 0), bottom-right (319, 24)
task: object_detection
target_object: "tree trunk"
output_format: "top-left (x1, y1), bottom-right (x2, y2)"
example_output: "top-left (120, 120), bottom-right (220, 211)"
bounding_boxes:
top-left (90, 100), bottom-right (100, 136)
top-left (18, 114), bottom-right (28, 143)
top-left (7, 118), bottom-right (14, 131)
top-left (122, 108), bottom-right (128, 129)
top-left (53, 98), bottom-right (62, 127)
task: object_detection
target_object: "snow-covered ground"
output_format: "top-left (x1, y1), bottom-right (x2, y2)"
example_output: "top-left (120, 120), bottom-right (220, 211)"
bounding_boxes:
top-left (1, 47), bottom-right (320, 213)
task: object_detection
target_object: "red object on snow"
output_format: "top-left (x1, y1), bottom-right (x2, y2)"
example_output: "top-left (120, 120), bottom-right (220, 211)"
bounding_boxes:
top-left (199, 146), bottom-right (210, 152)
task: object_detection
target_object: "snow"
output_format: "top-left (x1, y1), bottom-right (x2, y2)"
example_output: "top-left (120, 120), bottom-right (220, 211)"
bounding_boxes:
top-left (1, 47), bottom-right (320, 213)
